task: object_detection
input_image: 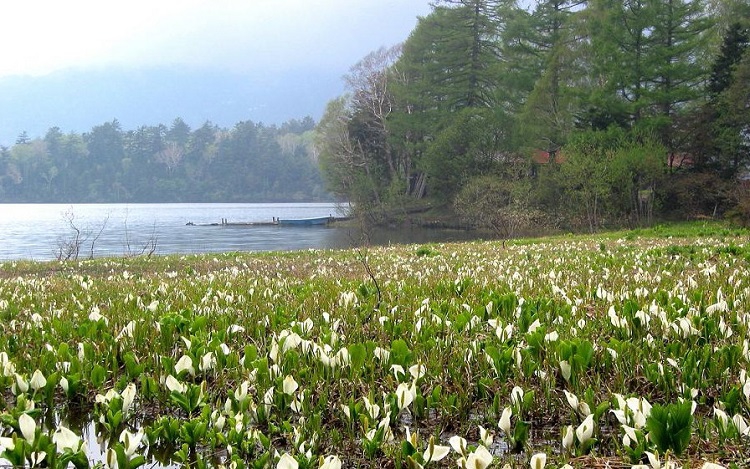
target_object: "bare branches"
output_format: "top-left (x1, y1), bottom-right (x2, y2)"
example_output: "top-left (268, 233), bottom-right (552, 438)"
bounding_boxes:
top-left (55, 209), bottom-right (109, 261)
top-left (156, 141), bottom-right (185, 174)
top-left (54, 208), bottom-right (157, 261)
top-left (345, 44), bottom-right (403, 127)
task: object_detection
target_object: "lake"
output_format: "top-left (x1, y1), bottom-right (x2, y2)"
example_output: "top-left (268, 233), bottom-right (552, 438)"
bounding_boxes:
top-left (0, 203), bottom-right (485, 261)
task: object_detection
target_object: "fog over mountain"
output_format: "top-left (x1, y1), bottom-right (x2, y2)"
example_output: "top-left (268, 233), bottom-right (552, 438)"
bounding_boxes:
top-left (0, 0), bottom-right (434, 146)
top-left (0, 66), bottom-right (342, 145)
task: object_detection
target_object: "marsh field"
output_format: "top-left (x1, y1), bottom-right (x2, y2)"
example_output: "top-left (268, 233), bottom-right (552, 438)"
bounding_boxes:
top-left (0, 223), bottom-right (749, 469)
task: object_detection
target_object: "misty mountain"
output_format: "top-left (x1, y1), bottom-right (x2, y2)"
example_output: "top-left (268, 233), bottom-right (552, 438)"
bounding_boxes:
top-left (0, 66), bottom-right (345, 145)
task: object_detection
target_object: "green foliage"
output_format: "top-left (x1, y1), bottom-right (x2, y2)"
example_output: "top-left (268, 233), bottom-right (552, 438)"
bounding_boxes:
top-left (390, 339), bottom-right (412, 367)
top-left (645, 400), bottom-right (694, 455)
top-left (421, 108), bottom-right (510, 202)
top-left (415, 245), bottom-right (439, 257)
top-left (0, 117), bottom-right (325, 203)
top-left (553, 128), bottom-right (666, 231)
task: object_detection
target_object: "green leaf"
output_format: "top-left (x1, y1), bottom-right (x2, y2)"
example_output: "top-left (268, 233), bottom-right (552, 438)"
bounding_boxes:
top-left (390, 339), bottom-right (412, 367)
top-left (349, 343), bottom-right (367, 371)
top-left (646, 400), bottom-right (693, 455)
top-left (512, 420), bottom-right (530, 451)
top-left (90, 364), bottom-right (107, 388)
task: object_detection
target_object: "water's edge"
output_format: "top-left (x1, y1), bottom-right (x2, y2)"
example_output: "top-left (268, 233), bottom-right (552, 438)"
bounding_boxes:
top-left (0, 203), bottom-right (484, 261)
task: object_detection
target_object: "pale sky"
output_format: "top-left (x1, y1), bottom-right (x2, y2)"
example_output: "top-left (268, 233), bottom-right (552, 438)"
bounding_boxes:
top-left (0, 0), bottom-right (433, 77)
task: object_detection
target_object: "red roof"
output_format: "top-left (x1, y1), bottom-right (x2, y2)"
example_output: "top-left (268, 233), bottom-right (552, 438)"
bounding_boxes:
top-left (668, 153), bottom-right (694, 169)
top-left (532, 149), bottom-right (565, 164)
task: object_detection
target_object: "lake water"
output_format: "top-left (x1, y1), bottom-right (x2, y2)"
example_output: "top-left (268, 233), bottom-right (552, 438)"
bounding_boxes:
top-left (0, 203), bottom-right (485, 261)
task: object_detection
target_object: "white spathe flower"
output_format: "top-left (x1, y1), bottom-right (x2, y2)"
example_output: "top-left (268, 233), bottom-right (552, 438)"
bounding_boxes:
top-left (59, 377), bottom-right (69, 393)
top-left (19, 413), bottom-right (36, 443)
top-left (319, 455), bottom-right (342, 469)
top-left (234, 381), bottom-right (249, 402)
top-left (510, 386), bottom-right (524, 408)
top-left (391, 364), bottom-right (406, 380)
top-left (282, 375), bottom-right (299, 395)
top-left (52, 426), bottom-right (82, 452)
top-left (405, 427), bottom-right (419, 448)
top-left (215, 415), bottom-right (226, 432)
top-left (95, 389), bottom-right (119, 404)
top-left (363, 397), bottom-right (380, 419)
top-left (263, 386), bottom-right (275, 413)
top-left (563, 390), bottom-right (579, 412)
top-left (559, 360), bottom-right (572, 382)
top-left (449, 435), bottom-right (467, 455)
top-left (116, 321), bottom-right (136, 341)
top-left (646, 451), bottom-right (661, 469)
top-left (575, 414), bottom-right (595, 444)
top-left (700, 463), bottom-right (726, 469)
top-left (732, 413), bottom-right (749, 436)
top-left (30, 369), bottom-right (46, 391)
top-left (530, 452), bottom-right (546, 469)
top-left (122, 383), bottom-right (136, 416)
top-left (479, 425), bottom-right (493, 447)
top-left (14, 373), bottom-right (29, 394)
top-left (200, 352), bottom-right (217, 372)
top-left (374, 347), bottom-right (390, 362)
top-left (146, 300), bottom-right (159, 312)
top-left (335, 347), bottom-right (350, 367)
top-left (106, 448), bottom-right (117, 468)
top-left (0, 436), bottom-right (15, 451)
top-left (88, 307), bottom-right (106, 323)
top-left (165, 375), bottom-right (186, 393)
top-left (464, 445), bottom-right (493, 469)
top-left (498, 407), bottom-right (512, 435)
top-left (175, 355), bottom-right (195, 376)
top-left (30, 451), bottom-right (46, 466)
top-left (396, 382), bottom-right (416, 411)
top-left (423, 436), bottom-right (450, 463)
top-left (622, 424), bottom-right (638, 446)
top-left (409, 363), bottom-right (426, 380)
top-left (119, 429), bottom-right (144, 457)
top-left (611, 408), bottom-right (627, 425)
top-left (561, 425), bottom-right (574, 451)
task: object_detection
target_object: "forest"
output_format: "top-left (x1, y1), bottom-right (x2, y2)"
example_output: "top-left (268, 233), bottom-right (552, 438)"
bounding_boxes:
top-left (0, 116), bottom-right (327, 203)
top-left (316, 0), bottom-right (750, 234)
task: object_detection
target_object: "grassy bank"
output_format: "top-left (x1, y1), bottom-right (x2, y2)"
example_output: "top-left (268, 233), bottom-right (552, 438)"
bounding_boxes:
top-left (0, 222), bottom-right (748, 468)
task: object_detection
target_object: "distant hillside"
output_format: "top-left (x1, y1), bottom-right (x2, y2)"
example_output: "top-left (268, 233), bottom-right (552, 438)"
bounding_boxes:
top-left (0, 66), bottom-right (344, 146)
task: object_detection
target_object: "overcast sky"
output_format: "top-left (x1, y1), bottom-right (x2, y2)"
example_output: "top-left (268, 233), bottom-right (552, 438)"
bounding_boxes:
top-left (0, 0), bottom-right (434, 78)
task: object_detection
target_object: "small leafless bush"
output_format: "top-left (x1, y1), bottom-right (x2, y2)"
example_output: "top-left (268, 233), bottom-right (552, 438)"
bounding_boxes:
top-left (55, 208), bottom-right (158, 260)
top-left (55, 209), bottom-right (109, 261)
top-left (123, 221), bottom-right (158, 258)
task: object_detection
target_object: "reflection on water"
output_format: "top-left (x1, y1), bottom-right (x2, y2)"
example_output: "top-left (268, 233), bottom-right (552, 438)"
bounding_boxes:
top-left (0, 203), bottom-right (490, 261)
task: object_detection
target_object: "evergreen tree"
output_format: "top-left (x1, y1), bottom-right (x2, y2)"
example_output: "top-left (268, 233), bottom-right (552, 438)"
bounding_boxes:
top-left (389, 2), bottom-right (508, 203)
top-left (646, 0), bottom-right (712, 147)
top-left (712, 51), bottom-right (750, 177)
top-left (708, 21), bottom-right (749, 95)
top-left (516, 0), bottom-right (587, 154)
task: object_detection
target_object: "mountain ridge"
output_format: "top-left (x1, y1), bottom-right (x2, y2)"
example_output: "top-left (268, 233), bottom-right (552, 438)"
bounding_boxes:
top-left (0, 66), bottom-right (344, 145)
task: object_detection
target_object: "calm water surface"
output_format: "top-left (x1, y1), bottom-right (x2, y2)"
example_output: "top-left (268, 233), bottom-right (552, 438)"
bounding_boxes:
top-left (0, 203), bottom-right (484, 261)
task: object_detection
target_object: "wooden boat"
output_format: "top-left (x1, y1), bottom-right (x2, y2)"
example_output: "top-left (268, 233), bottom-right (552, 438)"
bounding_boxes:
top-left (277, 216), bottom-right (332, 226)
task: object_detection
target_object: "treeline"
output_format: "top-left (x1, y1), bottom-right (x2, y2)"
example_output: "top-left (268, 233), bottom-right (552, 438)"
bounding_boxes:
top-left (317, 0), bottom-right (750, 232)
top-left (0, 116), bottom-right (328, 202)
